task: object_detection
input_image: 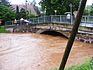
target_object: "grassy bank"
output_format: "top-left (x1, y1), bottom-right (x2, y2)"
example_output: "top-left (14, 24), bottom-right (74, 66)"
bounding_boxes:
top-left (65, 61), bottom-right (90, 70)
top-left (53, 60), bottom-right (91, 70)
top-left (0, 26), bottom-right (8, 33)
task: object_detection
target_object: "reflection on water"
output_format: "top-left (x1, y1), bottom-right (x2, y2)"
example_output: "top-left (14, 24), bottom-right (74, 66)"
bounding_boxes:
top-left (0, 33), bottom-right (93, 70)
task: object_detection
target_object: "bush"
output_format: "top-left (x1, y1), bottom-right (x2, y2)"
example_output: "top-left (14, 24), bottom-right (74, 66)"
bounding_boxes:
top-left (0, 26), bottom-right (8, 33)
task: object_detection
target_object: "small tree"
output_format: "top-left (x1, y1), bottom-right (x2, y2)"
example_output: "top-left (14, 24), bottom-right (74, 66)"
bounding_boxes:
top-left (20, 8), bottom-right (26, 19)
top-left (16, 5), bottom-right (20, 20)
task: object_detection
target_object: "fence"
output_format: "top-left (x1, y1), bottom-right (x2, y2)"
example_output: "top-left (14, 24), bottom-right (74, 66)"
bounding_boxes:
top-left (5, 15), bottom-right (93, 27)
top-left (28, 15), bottom-right (93, 24)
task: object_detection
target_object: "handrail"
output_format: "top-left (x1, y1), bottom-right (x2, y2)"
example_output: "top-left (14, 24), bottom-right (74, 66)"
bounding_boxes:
top-left (29, 15), bottom-right (93, 25)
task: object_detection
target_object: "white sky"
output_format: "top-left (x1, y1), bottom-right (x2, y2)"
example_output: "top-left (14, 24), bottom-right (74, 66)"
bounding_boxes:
top-left (9, 0), bottom-right (41, 6)
top-left (9, 0), bottom-right (93, 5)
top-left (86, 0), bottom-right (93, 5)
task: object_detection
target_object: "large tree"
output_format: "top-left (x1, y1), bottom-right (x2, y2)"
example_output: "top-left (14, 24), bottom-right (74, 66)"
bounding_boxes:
top-left (0, 4), bottom-right (15, 21)
top-left (39, 0), bottom-right (80, 15)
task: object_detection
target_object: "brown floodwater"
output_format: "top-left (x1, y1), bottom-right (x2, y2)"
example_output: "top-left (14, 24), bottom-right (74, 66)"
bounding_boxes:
top-left (0, 33), bottom-right (93, 70)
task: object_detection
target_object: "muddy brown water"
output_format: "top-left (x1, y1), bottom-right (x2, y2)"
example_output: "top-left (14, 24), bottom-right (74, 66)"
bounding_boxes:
top-left (0, 33), bottom-right (93, 70)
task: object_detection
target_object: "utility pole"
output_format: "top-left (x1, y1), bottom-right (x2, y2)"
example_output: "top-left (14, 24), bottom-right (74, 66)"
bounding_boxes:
top-left (59, 0), bottom-right (87, 70)
top-left (69, 3), bottom-right (73, 24)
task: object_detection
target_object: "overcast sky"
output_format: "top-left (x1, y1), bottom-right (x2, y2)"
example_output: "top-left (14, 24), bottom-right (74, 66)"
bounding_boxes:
top-left (9, 0), bottom-right (40, 5)
top-left (9, 0), bottom-right (93, 5)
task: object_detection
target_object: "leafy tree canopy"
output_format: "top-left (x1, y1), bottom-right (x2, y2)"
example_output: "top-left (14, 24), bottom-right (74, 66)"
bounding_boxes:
top-left (90, 4), bottom-right (93, 16)
top-left (0, 4), bottom-right (15, 21)
top-left (39, 0), bottom-right (80, 15)
top-left (19, 8), bottom-right (26, 19)
top-left (16, 5), bottom-right (20, 20)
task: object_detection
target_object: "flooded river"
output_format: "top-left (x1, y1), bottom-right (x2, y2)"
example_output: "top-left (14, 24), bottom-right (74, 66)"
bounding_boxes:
top-left (0, 33), bottom-right (93, 70)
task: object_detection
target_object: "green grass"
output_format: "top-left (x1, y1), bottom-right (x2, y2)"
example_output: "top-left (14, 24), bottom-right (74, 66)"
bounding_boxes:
top-left (65, 61), bottom-right (90, 70)
top-left (0, 26), bottom-right (8, 33)
top-left (53, 60), bottom-right (91, 70)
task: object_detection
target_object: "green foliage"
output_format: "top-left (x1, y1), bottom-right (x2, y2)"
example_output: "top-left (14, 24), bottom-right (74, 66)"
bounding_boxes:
top-left (90, 4), bottom-right (93, 16)
top-left (52, 60), bottom-right (90, 70)
top-left (83, 9), bottom-right (89, 15)
top-left (27, 10), bottom-right (35, 18)
top-left (19, 8), bottom-right (26, 19)
top-left (0, 26), bottom-right (8, 33)
top-left (39, 0), bottom-right (80, 15)
top-left (19, 8), bottom-right (36, 19)
top-left (90, 10), bottom-right (93, 16)
top-left (65, 61), bottom-right (90, 70)
top-left (0, 4), bottom-right (15, 21)
top-left (16, 5), bottom-right (20, 20)
top-left (27, 13), bottom-right (35, 18)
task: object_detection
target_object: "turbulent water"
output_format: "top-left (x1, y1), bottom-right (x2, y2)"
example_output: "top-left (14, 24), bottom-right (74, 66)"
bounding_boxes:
top-left (0, 33), bottom-right (93, 70)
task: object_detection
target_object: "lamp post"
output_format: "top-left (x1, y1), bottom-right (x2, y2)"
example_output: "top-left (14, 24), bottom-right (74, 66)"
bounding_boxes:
top-left (69, 3), bottom-right (73, 24)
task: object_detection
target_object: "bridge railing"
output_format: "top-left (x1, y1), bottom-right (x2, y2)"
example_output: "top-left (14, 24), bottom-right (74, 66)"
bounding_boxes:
top-left (29, 15), bottom-right (93, 24)
top-left (81, 16), bottom-right (93, 23)
top-left (51, 15), bottom-right (69, 23)
top-left (29, 15), bottom-right (70, 24)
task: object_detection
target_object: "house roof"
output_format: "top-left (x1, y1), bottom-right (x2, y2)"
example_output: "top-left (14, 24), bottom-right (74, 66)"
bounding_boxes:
top-left (12, 3), bottom-right (41, 16)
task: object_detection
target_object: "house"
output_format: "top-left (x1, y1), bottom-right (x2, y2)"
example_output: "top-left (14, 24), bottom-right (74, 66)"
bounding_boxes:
top-left (11, 3), bottom-right (41, 16)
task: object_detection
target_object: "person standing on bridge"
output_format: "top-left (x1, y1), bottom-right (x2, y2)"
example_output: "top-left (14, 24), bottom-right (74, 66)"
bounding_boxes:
top-left (66, 13), bottom-right (71, 23)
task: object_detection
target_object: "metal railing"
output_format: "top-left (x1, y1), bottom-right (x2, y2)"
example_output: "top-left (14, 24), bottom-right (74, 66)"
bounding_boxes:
top-left (28, 15), bottom-right (70, 24)
top-left (28, 15), bottom-right (93, 24)
top-left (5, 15), bottom-right (93, 28)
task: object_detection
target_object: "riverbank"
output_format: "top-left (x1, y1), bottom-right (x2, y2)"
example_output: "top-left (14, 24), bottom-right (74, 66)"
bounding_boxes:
top-left (53, 59), bottom-right (91, 70)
